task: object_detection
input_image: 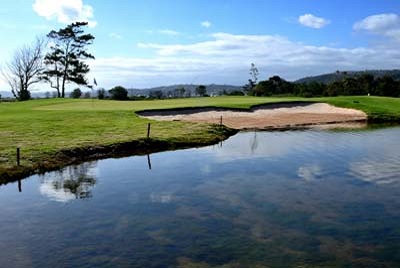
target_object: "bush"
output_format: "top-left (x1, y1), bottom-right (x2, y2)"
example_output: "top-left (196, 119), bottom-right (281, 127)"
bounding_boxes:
top-left (19, 90), bottom-right (31, 101)
top-left (70, 88), bottom-right (82, 99)
top-left (228, 90), bottom-right (245, 96)
top-left (82, 92), bottom-right (91, 99)
top-left (97, 88), bottom-right (106, 99)
top-left (109, 86), bottom-right (128, 100)
top-left (149, 90), bottom-right (164, 99)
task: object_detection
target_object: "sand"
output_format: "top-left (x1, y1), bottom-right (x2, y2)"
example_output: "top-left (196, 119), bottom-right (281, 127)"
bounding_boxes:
top-left (140, 103), bottom-right (367, 130)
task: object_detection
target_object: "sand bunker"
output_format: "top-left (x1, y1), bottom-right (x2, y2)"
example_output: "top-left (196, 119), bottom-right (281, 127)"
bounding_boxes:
top-left (139, 103), bottom-right (367, 130)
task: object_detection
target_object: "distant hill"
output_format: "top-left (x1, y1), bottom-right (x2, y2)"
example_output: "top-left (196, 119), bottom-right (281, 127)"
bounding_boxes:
top-left (0, 91), bottom-right (13, 98)
top-left (295, 70), bottom-right (400, 84)
top-left (1, 84), bottom-right (243, 99)
top-left (128, 84), bottom-right (243, 96)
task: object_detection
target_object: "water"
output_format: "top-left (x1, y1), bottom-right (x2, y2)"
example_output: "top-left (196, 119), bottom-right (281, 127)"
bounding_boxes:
top-left (1, 126), bottom-right (400, 267)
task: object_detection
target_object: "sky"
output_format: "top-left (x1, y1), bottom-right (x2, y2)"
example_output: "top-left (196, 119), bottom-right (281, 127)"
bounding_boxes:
top-left (1, 0), bottom-right (400, 91)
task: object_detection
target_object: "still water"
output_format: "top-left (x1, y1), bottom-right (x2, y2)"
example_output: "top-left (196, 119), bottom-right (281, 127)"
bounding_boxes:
top-left (1, 127), bottom-right (400, 267)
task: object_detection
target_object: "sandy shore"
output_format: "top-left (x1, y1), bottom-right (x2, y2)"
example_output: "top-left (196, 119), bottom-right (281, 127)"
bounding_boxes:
top-left (139, 103), bottom-right (367, 130)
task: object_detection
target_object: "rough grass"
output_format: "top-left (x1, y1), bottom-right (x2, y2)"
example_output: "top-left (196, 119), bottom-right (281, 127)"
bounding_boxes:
top-left (1, 96), bottom-right (399, 181)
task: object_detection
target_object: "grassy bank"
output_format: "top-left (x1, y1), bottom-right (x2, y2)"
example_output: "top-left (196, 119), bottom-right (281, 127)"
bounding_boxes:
top-left (1, 96), bottom-right (399, 182)
top-left (316, 96), bottom-right (400, 122)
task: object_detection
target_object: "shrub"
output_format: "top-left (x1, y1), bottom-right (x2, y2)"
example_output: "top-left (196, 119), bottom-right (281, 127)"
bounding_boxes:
top-left (109, 86), bottom-right (128, 100)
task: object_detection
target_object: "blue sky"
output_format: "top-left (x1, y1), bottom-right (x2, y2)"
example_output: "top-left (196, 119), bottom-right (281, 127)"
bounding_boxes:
top-left (1, 0), bottom-right (400, 90)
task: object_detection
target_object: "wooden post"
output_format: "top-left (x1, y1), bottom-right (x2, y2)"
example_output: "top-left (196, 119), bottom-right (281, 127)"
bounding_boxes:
top-left (147, 123), bottom-right (151, 138)
top-left (220, 116), bottom-right (223, 126)
top-left (16, 147), bottom-right (20, 166)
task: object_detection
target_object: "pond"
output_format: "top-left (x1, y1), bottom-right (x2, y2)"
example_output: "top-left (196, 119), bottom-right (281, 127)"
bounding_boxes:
top-left (1, 126), bottom-right (400, 267)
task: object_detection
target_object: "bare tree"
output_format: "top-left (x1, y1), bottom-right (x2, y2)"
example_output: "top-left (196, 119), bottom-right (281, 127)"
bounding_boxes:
top-left (1, 37), bottom-right (45, 100)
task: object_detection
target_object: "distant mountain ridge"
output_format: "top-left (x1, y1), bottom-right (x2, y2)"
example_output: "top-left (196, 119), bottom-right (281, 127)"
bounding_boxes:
top-left (1, 84), bottom-right (243, 99)
top-left (128, 84), bottom-right (243, 96)
top-left (295, 70), bottom-right (400, 84)
top-left (0, 91), bottom-right (14, 98)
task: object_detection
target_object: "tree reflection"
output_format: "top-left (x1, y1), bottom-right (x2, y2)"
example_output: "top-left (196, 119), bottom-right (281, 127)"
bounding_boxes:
top-left (39, 162), bottom-right (97, 202)
top-left (250, 131), bottom-right (258, 153)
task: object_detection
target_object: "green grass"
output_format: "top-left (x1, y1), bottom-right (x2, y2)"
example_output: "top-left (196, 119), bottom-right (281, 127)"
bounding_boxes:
top-left (315, 96), bottom-right (400, 121)
top-left (34, 96), bottom-right (303, 111)
top-left (1, 96), bottom-right (400, 181)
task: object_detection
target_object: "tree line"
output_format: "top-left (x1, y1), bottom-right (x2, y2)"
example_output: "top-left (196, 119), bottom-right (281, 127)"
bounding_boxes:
top-left (1, 22), bottom-right (94, 101)
top-left (246, 70), bottom-right (400, 98)
top-left (92, 84), bottom-right (209, 100)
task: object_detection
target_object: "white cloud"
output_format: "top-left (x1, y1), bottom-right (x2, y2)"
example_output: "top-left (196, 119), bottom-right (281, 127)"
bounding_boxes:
top-left (91, 32), bottom-right (400, 88)
top-left (201, 21), bottom-right (212, 28)
top-left (33, 0), bottom-right (97, 27)
top-left (158, 29), bottom-right (180, 36)
top-left (354, 13), bottom-right (400, 41)
top-left (298, 14), bottom-right (330, 29)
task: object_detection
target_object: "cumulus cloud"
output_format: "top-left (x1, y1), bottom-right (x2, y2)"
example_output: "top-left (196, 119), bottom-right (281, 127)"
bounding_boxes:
top-left (298, 14), bottom-right (330, 29)
top-left (33, 0), bottom-right (97, 27)
top-left (201, 21), bottom-right (212, 28)
top-left (354, 13), bottom-right (400, 41)
top-left (91, 32), bottom-right (400, 88)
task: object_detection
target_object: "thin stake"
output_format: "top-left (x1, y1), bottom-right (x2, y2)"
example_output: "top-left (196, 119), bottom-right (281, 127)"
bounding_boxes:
top-left (16, 147), bottom-right (20, 166)
top-left (220, 116), bottom-right (223, 126)
top-left (147, 123), bottom-right (151, 138)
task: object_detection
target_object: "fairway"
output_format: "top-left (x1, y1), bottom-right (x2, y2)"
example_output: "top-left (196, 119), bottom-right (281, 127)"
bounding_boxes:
top-left (1, 96), bottom-right (400, 182)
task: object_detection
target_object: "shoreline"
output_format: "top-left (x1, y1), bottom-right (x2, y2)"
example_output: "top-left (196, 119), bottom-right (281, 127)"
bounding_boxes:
top-left (0, 126), bottom-right (237, 185)
top-left (2, 99), bottom-right (399, 184)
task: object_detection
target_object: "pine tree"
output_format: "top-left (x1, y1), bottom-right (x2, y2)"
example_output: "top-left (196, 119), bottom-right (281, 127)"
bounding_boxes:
top-left (42, 22), bottom-right (95, 98)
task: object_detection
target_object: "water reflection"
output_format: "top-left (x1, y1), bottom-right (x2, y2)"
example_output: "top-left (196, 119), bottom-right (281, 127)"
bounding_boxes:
top-left (18, 179), bottom-right (22, 192)
top-left (297, 163), bottom-right (322, 181)
top-left (349, 160), bottom-right (400, 184)
top-left (250, 131), bottom-right (258, 153)
top-left (1, 126), bottom-right (400, 267)
top-left (150, 192), bottom-right (174, 203)
top-left (39, 162), bottom-right (98, 202)
top-left (147, 154), bottom-right (152, 170)
top-left (211, 130), bottom-right (315, 161)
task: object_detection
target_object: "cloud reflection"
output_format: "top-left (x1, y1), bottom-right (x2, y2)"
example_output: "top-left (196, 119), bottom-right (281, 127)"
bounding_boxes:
top-left (39, 162), bottom-right (98, 202)
top-left (349, 160), bottom-right (400, 184)
top-left (150, 192), bottom-right (173, 203)
top-left (210, 131), bottom-right (312, 162)
top-left (298, 164), bottom-right (322, 181)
